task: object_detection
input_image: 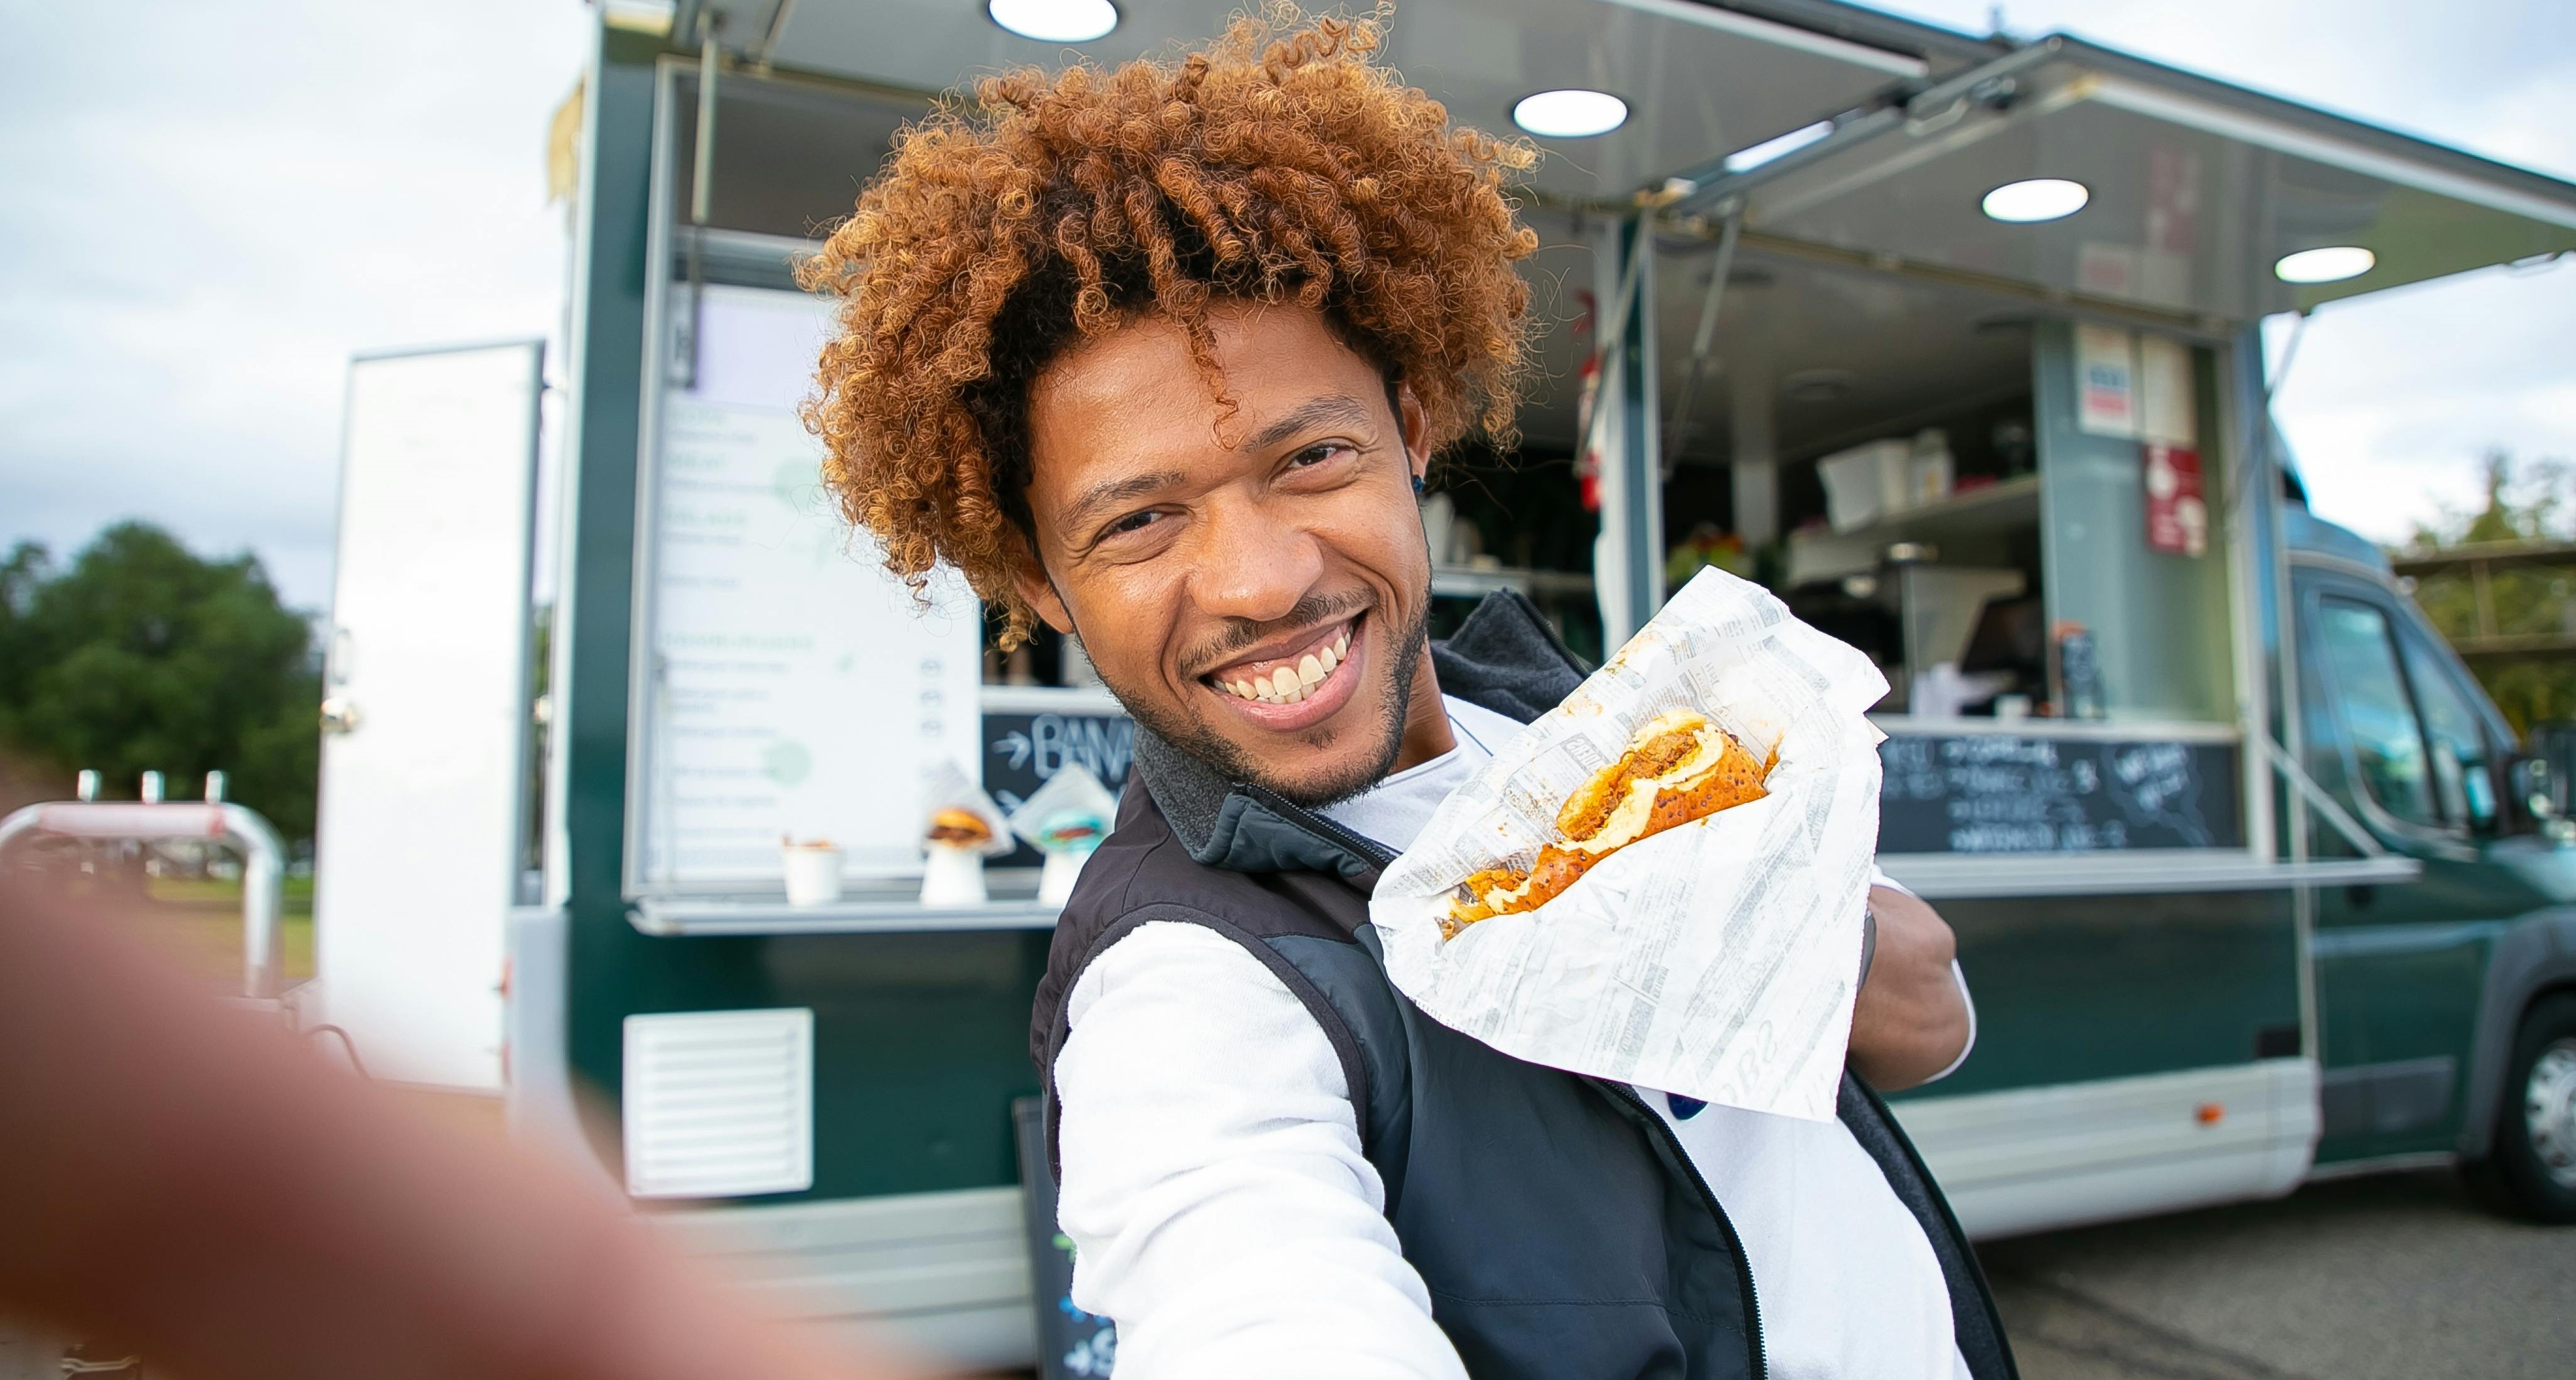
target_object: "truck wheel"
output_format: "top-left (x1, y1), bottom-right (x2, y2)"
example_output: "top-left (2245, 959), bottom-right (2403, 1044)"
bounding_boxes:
top-left (2467, 994), bottom-right (2576, 1224)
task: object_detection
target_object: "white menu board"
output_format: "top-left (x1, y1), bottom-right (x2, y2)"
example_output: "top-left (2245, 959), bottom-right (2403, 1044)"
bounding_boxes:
top-left (637, 284), bottom-right (984, 888)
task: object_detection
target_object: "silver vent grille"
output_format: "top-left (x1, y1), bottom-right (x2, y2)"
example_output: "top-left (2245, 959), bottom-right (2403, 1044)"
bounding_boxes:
top-left (622, 1008), bottom-right (813, 1199)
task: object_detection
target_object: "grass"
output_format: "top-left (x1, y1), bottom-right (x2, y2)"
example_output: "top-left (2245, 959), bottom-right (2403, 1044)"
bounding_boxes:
top-left (127, 872), bottom-right (317, 988)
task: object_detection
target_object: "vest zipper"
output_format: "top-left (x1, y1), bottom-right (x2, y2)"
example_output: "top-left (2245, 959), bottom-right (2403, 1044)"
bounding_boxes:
top-left (1246, 783), bottom-right (1769, 1377)
top-left (1599, 1079), bottom-right (1768, 1380)
top-left (1240, 782), bottom-right (1399, 871)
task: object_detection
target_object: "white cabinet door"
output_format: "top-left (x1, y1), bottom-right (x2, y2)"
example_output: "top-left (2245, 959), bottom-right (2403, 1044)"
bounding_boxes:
top-left (312, 341), bottom-right (541, 1092)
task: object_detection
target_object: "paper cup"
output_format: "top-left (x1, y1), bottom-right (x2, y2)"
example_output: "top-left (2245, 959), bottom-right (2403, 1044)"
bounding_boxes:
top-left (782, 845), bottom-right (844, 907)
top-left (920, 844), bottom-right (988, 906)
top-left (1036, 848), bottom-right (1094, 906)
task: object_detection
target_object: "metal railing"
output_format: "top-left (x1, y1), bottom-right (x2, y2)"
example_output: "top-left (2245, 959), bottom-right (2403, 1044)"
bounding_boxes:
top-left (0, 799), bottom-right (290, 999)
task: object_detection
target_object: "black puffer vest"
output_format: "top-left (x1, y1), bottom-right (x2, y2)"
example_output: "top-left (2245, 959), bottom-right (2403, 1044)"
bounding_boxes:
top-left (1031, 592), bottom-right (2015, 1380)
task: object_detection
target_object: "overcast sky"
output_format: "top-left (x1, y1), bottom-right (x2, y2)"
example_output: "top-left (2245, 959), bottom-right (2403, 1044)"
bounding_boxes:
top-left (3, 0), bottom-right (2570, 614)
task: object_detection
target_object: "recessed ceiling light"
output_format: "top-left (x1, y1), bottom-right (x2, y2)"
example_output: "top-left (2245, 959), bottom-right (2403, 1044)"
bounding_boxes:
top-left (1980, 178), bottom-right (2089, 223)
top-left (2274, 246), bottom-right (2375, 284)
top-left (987, 0), bottom-right (1118, 44)
top-left (1512, 89), bottom-right (1628, 140)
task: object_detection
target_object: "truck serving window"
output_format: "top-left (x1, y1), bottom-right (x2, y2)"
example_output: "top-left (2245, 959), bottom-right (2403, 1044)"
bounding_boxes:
top-left (2402, 637), bottom-right (2500, 830)
top-left (2317, 597), bottom-right (2441, 828)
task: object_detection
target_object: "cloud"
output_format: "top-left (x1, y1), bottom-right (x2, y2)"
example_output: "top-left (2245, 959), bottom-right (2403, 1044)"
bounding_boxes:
top-left (0, 0), bottom-right (588, 609)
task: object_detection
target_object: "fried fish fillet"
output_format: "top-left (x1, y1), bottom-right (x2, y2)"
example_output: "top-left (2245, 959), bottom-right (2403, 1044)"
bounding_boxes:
top-left (1440, 710), bottom-right (1770, 938)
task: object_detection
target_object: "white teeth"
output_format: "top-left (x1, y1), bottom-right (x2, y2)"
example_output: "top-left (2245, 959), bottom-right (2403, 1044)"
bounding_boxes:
top-left (1215, 623), bottom-right (1360, 706)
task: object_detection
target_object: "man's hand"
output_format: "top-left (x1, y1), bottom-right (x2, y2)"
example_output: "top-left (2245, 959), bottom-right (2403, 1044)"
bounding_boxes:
top-left (1847, 886), bottom-right (1970, 1092)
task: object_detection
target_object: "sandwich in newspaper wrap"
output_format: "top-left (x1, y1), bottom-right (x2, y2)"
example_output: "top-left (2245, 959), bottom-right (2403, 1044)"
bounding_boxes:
top-left (1368, 568), bottom-right (1890, 1122)
top-left (1443, 708), bottom-right (1773, 936)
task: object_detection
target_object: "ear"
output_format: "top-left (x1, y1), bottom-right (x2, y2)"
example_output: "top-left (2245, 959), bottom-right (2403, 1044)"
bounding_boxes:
top-left (1010, 544), bottom-right (1075, 635)
top-left (1395, 381), bottom-right (1433, 487)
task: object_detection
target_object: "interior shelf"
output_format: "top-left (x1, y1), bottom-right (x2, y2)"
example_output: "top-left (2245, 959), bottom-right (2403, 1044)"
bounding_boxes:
top-left (1785, 474), bottom-right (2041, 586)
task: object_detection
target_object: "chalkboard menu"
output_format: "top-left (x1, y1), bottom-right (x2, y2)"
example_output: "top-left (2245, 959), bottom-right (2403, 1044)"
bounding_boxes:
top-left (983, 708), bottom-right (1134, 869)
top-left (1014, 1097), bottom-right (1118, 1378)
top-left (1878, 733), bottom-right (2241, 854)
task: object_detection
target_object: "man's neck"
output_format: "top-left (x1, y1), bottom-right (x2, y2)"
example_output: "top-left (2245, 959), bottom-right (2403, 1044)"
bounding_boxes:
top-left (1389, 639), bottom-right (1454, 774)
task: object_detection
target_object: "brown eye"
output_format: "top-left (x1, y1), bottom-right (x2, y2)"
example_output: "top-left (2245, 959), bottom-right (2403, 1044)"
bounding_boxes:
top-left (1104, 509), bottom-right (1161, 537)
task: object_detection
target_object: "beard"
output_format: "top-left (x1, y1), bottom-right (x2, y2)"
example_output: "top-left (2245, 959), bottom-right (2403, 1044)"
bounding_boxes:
top-left (1102, 589), bottom-right (1429, 811)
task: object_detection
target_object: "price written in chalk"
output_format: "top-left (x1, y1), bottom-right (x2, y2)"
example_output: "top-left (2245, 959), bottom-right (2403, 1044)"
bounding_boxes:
top-left (1877, 733), bottom-right (2241, 855)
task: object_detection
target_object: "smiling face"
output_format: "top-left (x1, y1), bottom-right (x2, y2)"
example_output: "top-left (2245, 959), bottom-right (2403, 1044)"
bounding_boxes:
top-left (1013, 302), bottom-right (1454, 806)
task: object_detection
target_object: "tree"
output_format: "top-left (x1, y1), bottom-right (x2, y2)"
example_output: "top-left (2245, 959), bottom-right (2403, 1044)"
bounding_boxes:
top-left (2402, 450), bottom-right (2576, 737)
top-left (0, 523), bottom-right (320, 842)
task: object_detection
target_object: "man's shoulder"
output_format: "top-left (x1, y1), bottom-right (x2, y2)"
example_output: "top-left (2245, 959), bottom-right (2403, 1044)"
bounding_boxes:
top-left (1029, 781), bottom-right (1363, 1069)
top-left (1055, 784), bottom-right (1356, 945)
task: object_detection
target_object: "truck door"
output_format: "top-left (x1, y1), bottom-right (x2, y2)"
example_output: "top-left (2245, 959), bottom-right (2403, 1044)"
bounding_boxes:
top-left (311, 341), bottom-right (544, 1092)
top-left (2294, 564), bottom-right (2534, 1165)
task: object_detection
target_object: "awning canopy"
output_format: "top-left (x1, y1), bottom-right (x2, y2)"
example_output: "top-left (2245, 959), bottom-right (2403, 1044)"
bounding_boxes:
top-left (1672, 36), bottom-right (2576, 322)
top-left (655, 0), bottom-right (2576, 323)
top-left (672, 0), bottom-right (1965, 204)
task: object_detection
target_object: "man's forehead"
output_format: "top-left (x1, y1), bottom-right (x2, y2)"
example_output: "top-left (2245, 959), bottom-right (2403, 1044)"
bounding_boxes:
top-left (1026, 305), bottom-right (1387, 470)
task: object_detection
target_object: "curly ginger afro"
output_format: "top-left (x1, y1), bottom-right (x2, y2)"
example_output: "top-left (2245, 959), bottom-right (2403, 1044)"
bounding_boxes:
top-left (799, 7), bottom-right (1540, 647)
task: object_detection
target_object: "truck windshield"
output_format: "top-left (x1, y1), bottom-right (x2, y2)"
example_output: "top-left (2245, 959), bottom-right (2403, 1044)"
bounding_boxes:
top-left (2317, 598), bottom-right (2440, 828)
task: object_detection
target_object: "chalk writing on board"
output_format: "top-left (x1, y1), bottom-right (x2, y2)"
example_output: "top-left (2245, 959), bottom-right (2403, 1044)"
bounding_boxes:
top-left (985, 711), bottom-right (1135, 867)
top-left (1014, 1098), bottom-right (1118, 1380)
top-left (1878, 734), bottom-right (2234, 853)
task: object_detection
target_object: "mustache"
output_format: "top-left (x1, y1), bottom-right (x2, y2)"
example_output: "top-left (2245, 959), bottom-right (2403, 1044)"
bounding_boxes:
top-left (1179, 590), bottom-right (1375, 680)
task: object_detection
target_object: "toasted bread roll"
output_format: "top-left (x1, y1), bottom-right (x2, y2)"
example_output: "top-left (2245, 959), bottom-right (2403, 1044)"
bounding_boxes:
top-left (927, 806), bottom-right (993, 847)
top-left (1442, 710), bottom-right (1770, 937)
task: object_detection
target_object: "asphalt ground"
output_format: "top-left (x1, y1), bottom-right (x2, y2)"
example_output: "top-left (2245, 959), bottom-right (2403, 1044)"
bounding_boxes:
top-left (1978, 1169), bottom-right (2576, 1380)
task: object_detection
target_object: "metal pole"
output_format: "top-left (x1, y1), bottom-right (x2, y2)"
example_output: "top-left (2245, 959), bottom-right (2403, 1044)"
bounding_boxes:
top-left (223, 804), bottom-right (288, 1001)
top-left (1623, 218), bottom-right (1663, 626)
top-left (1661, 211), bottom-right (1740, 477)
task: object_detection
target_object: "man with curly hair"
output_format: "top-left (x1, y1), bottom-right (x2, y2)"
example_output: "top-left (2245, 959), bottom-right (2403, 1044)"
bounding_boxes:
top-left (805, 13), bottom-right (2002, 1379)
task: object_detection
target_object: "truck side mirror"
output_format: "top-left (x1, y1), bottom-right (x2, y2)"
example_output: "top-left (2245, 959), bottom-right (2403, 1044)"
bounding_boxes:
top-left (2510, 756), bottom-right (2576, 843)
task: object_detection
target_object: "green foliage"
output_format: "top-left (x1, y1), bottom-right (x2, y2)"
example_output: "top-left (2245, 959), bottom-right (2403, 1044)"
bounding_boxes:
top-left (0, 523), bottom-right (320, 841)
top-left (2402, 451), bottom-right (2576, 737)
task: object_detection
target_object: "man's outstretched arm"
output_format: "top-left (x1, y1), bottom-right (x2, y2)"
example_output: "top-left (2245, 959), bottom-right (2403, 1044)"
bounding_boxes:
top-left (0, 880), bottom-right (907, 1380)
top-left (1847, 884), bottom-right (1974, 1092)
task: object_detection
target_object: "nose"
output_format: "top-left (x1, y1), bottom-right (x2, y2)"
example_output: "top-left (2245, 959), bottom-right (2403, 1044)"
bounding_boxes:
top-left (1187, 490), bottom-right (1325, 628)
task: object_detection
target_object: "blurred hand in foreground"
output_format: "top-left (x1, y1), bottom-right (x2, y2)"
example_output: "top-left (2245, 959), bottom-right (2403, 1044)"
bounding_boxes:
top-left (0, 877), bottom-right (912, 1380)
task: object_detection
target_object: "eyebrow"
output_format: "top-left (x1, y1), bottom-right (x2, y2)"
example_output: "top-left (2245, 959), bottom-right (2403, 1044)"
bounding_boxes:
top-left (1246, 394), bottom-right (1375, 453)
top-left (1059, 394), bottom-right (1380, 536)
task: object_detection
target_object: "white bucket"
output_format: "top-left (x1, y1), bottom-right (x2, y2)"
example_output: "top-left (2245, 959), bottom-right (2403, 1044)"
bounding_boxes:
top-left (1036, 848), bottom-right (1095, 906)
top-left (1817, 438), bottom-right (1913, 533)
top-left (920, 845), bottom-right (988, 906)
top-left (782, 845), bottom-right (845, 907)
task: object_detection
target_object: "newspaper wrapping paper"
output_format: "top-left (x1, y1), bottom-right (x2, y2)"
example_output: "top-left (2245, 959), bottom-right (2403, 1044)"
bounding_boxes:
top-left (1370, 567), bottom-right (1890, 1122)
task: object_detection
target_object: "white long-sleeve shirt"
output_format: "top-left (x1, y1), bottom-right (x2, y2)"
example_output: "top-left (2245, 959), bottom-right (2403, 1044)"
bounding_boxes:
top-left (1054, 696), bottom-right (1974, 1379)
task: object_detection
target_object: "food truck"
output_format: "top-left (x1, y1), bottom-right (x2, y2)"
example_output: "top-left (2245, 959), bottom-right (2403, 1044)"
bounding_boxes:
top-left (291, 0), bottom-right (2576, 1370)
